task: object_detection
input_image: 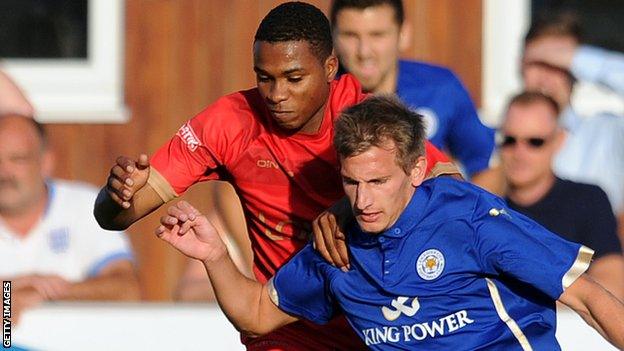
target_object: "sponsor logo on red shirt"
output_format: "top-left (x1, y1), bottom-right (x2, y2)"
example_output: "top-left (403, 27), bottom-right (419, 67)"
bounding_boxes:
top-left (177, 122), bottom-right (201, 152)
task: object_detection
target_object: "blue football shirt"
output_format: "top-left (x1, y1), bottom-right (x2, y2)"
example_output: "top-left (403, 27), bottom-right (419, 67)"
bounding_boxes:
top-left (337, 61), bottom-right (495, 176)
top-left (398, 60), bottom-right (494, 176)
top-left (270, 177), bottom-right (592, 350)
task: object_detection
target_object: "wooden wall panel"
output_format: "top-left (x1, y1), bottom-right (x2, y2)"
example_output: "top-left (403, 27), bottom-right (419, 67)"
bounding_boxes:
top-left (43, 0), bottom-right (482, 300)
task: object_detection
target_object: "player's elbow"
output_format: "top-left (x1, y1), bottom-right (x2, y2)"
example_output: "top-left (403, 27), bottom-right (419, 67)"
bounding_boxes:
top-left (232, 312), bottom-right (282, 338)
top-left (237, 324), bottom-right (275, 338)
top-left (93, 208), bottom-right (129, 231)
top-left (93, 191), bottom-right (132, 231)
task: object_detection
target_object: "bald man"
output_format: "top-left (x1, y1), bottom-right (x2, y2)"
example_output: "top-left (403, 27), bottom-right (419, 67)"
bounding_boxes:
top-left (0, 114), bottom-right (140, 323)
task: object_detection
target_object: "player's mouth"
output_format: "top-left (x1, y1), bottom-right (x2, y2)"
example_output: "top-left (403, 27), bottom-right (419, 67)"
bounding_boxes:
top-left (358, 211), bottom-right (382, 223)
top-left (356, 60), bottom-right (378, 78)
top-left (271, 110), bottom-right (298, 122)
top-left (271, 110), bottom-right (293, 116)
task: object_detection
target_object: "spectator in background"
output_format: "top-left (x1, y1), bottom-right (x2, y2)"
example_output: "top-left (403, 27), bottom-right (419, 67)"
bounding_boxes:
top-left (0, 70), bottom-right (34, 116)
top-left (0, 114), bottom-right (140, 323)
top-left (521, 12), bottom-right (624, 243)
top-left (499, 91), bottom-right (624, 300)
top-left (330, 0), bottom-right (495, 184)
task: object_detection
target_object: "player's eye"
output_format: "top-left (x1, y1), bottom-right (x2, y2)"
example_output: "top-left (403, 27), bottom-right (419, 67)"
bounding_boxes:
top-left (342, 178), bottom-right (358, 186)
top-left (287, 76), bottom-right (302, 83)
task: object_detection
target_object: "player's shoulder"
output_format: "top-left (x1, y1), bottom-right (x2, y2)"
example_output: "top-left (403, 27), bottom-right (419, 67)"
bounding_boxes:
top-left (399, 59), bottom-right (459, 83)
top-left (421, 177), bottom-right (506, 223)
top-left (283, 244), bottom-right (338, 277)
top-left (194, 88), bottom-right (267, 128)
top-left (185, 88), bottom-right (269, 147)
top-left (329, 73), bottom-right (366, 109)
top-left (424, 176), bottom-right (485, 200)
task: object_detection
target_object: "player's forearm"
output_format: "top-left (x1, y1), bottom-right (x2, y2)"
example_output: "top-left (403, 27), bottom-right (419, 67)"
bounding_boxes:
top-left (562, 275), bottom-right (624, 348)
top-left (588, 255), bottom-right (624, 301)
top-left (203, 254), bottom-right (285, 336)
top-left (94, 185), bottom-right (163, 230)
top-left (174, 279), bottom-right (216, 302)
top-left (584, 290), bottom-right (624, 348)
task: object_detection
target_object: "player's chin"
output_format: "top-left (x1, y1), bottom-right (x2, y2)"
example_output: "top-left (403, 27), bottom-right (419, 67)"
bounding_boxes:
top-left (356, 220), bottom-right (385, 235)
top-left (275, 118), bottom-right (304, 131)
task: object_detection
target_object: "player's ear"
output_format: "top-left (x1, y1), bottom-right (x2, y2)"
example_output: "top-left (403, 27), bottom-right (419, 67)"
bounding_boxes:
top-left (324, 52), bottom-right (339, 82)
top-left (409, 156), bottom-right (427, 187)
top-left (398, 21), bottom-right (412, 53)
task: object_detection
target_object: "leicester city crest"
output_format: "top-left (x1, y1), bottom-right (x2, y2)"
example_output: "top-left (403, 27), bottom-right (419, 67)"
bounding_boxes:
top-left (416, 249), bottom-right (445, 280)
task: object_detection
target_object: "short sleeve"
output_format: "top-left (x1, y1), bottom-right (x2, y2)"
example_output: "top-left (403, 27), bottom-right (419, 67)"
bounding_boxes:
top-left (473, 194), bottom-right (593, 300)
top-left (269, 245), bottom-right (335, 324)
top-left (149, 113), bottom-right (224, 195)
top-left (149, 93), bottom-right (256, 195)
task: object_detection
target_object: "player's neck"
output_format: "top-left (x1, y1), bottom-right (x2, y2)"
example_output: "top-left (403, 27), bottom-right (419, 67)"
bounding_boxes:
top-left (370, 64), bottom-right (398, 95)
top-left (298, 101), bottom-right (328, 135)
top-left (507, 174), bottom-right (556, 207)
top-left (0, 192), bottom-right (48, 237)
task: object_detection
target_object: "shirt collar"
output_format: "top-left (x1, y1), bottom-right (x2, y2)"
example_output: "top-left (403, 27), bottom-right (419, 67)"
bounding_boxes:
top-left (382, 184), bottom-right (430, 238)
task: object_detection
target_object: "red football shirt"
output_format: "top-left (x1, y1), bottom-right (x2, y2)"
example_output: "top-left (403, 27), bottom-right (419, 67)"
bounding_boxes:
top-left (150, 74), bottom-right (453, 350)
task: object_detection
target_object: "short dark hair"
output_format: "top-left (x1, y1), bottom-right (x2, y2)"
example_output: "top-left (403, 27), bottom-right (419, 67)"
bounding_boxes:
top-left (506, 91), bottom-right (561, 117)
top-left (524, 11), bottom-right (582, 45)
top-left (254, 2), bottom-right (333, 61)
top-left (334, 95), bottom-right (425, 173)
top-left (330, 0), bottom-right (405, 27)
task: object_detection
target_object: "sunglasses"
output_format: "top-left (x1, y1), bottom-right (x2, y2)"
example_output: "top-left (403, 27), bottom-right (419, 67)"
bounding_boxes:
top-left (499, 135), bottom-right (549, 148)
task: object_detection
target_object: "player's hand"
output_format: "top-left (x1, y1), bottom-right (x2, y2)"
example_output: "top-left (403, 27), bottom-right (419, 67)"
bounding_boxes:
top-left (19, 274), bottom-right (71, 300)
top-left (523, 36), bottom-right (578, 71)
top-left (312, 210), bottom-right (350, 272)
top-left (106, 154), bottom-right (150, 209)
top-left (156, 200), bottom-right (228, 263)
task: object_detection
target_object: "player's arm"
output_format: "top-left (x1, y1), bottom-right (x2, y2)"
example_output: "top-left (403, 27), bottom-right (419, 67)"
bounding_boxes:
top-left (94, 154), bottom-right (165, 230)
top-left (559, 273), bottom-right (624, 349)
top-left (156, 201), bottom-right (298, 336)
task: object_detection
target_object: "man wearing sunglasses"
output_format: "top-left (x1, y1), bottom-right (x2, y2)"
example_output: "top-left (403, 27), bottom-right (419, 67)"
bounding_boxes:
top-left (522, 12), bottom-right (624, 246)
top-left (500, 91), bottom-right (624, 300)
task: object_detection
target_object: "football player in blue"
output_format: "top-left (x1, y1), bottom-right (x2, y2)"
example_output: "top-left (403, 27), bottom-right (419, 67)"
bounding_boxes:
top-left (155, 96), bottom-right (624, 350)
top-left (330, 0), bottom-right (495, 184)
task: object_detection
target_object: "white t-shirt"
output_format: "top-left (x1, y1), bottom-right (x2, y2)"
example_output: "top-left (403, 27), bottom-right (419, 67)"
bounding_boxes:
top-left (0, 179), bottom-right (134, 282)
